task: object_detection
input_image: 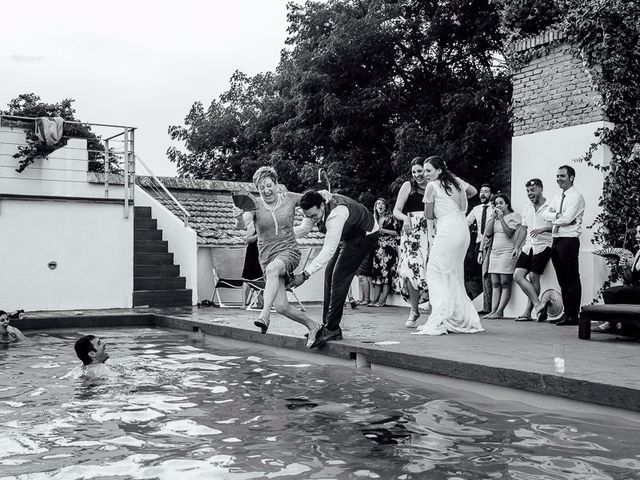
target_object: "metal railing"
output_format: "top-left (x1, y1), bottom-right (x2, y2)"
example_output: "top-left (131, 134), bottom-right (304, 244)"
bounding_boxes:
top-left (0, 114), bottom-right (191, 226)
top-left (135, 154), bottom-right (191, 226)
top-left (0, 114), bottom-right (136, 217)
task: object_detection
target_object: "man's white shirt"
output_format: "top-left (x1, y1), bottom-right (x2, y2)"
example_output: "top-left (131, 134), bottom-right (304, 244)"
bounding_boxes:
top-left (295, 206), bottom-right (379, 277)
top-left (467, 203), bottom-right (492, 244)
top-left (543, 186), bottom-right (585, 238)
top-left (521, 201), bottom-right (553, 254)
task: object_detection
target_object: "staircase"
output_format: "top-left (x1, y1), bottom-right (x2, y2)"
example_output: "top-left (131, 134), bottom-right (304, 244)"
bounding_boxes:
top-left (133, 206), bottom-right (192, 307)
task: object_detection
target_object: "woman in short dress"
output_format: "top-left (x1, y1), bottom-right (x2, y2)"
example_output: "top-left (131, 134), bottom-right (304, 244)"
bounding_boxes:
top-left (482, 193), bottom-right (522, 319)
top-left (393, 157), bottom-right (433, 327)
top-left (234, 166), bottom-right (321, 346)
top-left (370, 198), bottom-right (400, 306)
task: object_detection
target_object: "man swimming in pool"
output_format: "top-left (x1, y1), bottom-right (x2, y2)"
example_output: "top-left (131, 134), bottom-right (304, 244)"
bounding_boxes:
top-left (74, 334), bottom-right (112, 378)
top-left (0, 310), bottom-right (27, 344)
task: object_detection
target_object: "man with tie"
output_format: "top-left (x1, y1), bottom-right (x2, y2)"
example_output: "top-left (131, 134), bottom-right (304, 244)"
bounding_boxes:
top-left (542, 165), bottom-right (586, 326)
top-left (290, 190), bottom-right (379, 348)
top-left (466, 184), bottom-right (493, 313)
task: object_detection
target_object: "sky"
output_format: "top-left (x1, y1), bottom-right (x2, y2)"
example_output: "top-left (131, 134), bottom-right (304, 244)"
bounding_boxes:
top-left (0, 1), bottom-right (293, 176)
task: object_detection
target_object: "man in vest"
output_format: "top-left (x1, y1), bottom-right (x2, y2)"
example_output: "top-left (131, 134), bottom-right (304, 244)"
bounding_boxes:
top-left (290, 190), bottom-right (379, 348)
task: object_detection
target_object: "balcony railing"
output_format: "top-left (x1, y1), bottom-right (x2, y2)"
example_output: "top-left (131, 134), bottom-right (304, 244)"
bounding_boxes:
top-left (0, 115), bottom-right (191, 224)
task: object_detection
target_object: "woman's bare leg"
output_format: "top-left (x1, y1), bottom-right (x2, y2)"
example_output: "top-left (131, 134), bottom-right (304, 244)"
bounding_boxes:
top-left (272, 277), bottom-right (320, 330)
top-left (258, 259), bottom-right (287, 324)
top-left (495, 274), bottom-right (513, 316)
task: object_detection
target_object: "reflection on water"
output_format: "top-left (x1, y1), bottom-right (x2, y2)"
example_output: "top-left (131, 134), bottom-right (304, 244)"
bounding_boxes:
top-left (0, 328), bottom-right (639, 479)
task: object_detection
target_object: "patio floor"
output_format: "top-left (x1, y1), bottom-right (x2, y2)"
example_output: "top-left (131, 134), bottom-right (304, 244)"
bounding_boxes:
top-left (21, 302), bottom-right (640, 412)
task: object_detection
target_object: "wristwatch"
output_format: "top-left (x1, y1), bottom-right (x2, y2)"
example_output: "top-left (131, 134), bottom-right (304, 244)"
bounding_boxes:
top-left (302, 270), bottom-right (310, 281)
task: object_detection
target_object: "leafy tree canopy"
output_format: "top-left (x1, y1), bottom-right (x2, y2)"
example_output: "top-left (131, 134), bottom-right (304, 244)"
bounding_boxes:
top-left (169, 0), bottom-right (512, 205)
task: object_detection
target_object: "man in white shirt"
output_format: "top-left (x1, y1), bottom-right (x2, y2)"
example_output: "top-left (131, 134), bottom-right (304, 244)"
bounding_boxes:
top-left (541, 165), bottom-right (586, 326)
top-left (466, 183), bottom-right (493, 313)
top-left (511, 179), bottom-right (553, 321)
top-left (290, 190), bottom-right (379, 348)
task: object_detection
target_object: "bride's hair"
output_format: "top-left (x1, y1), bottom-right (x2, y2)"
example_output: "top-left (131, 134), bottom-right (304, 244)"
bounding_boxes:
top-left (425, 155), bottom-right (461, 195)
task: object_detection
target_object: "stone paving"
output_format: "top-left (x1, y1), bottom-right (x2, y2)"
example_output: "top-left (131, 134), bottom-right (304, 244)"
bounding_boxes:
top-left (22, 302), bottom-right (640, 411)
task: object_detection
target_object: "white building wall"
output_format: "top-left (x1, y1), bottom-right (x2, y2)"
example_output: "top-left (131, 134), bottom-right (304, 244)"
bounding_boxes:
top-left (0, 127), bottom-right (126, 200)
top-left (0, 199), bottom-right (133, 311)
top-left (506, 121), bottom-right (612, 316)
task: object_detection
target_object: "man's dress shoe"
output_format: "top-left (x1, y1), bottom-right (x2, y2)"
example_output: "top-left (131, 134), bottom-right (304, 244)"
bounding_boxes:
top-left (309, 326), bottom-right (343, 349)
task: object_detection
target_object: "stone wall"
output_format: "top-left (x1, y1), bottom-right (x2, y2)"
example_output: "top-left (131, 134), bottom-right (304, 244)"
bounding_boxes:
top-left (512, 31), bottom-right (607, 137)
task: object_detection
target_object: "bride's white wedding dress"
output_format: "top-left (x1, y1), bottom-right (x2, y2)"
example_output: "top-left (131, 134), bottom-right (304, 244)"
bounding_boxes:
top-left (414, 179), bottom-right (485, 336)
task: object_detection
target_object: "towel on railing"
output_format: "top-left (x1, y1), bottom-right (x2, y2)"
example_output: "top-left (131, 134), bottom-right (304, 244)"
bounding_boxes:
top-left (35, 116), bottom-right (64, 146)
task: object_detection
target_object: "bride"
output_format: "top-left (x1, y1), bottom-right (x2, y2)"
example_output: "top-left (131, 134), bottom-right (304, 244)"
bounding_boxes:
top-left (414, 156), bottom-right (485, 336)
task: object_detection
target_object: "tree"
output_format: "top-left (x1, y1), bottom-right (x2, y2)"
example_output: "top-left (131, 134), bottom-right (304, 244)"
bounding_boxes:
top-left (169, 0), bottom-right (512, 204)
top-left (0, 93), bottom-right (117, 173)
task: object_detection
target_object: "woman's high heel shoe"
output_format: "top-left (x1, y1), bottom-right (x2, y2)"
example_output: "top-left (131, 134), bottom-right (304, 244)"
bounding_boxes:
top-left (405, 310), bottom-right (420, 328)
top-left (254, 317), bottom-right (269, 334)
top-left (306, 324), bottom-right (322, 348)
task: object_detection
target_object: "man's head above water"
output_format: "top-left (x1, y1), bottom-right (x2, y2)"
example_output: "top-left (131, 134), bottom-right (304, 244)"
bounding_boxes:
top-left (74, 335), bottom-right (109, 365)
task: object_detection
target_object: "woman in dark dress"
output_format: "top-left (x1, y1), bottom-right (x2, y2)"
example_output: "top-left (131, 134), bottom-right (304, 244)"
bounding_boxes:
top-left (370, 198), bottom-right (400, 306)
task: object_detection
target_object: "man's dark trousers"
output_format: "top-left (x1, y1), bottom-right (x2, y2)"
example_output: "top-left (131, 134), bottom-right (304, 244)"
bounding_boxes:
top-left (323, 233), bottom-right (379, 331)
top-left (551, 237), bottom-right (581, 319)
top-left (474, 242), bottom-right (492, 312)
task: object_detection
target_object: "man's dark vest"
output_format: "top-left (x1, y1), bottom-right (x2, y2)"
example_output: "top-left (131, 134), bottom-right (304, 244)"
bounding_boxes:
top-left (321, 194), bottom-right (375, 241)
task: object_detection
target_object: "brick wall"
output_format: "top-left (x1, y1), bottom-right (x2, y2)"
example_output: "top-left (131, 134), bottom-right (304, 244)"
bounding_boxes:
top-left (512, 31), bottom-right (607, 137)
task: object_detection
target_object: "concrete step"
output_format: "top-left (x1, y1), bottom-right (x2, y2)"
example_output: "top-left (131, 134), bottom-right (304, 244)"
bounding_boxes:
top-left (134, 240), bottom-right (169, 253)
top-left (134, 264), bottom-right (180, 277)
top-left (133, 289), bottom-right (192, 307)
top-left (134, 252), bottom-right (174, 265)
top-left (134, 276), bottom-right (186, 291)
top-left (134, 229), bottom-right (163, 241)
top-left (134, 206), bottom-right (152, 218)
top-left (134, 218), bottom-right (158, 230)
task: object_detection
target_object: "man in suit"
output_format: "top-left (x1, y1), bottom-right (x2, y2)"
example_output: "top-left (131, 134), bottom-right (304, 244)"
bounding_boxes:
top-left (290, 190), bottom-right (379, 348)
top-left (541, 165), bottom-right (585, 326)
top-left (466, 184), bottom-right (493, 313)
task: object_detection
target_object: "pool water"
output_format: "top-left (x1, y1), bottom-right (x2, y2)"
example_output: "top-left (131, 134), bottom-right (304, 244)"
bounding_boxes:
top-left (1, 327), bottom-right (639, 479)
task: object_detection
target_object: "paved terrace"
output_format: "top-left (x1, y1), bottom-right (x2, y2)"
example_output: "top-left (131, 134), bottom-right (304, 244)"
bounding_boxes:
top-left (19, 303), bottom-right (640, 412)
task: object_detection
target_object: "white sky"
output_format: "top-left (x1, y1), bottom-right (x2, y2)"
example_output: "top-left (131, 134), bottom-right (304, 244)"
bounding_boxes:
top-left (0, 1), bottom-right (293, 176)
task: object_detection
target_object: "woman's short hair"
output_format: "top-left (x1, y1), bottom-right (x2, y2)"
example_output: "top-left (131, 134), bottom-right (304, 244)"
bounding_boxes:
top-left (253, 166), bottom-right (278, 186)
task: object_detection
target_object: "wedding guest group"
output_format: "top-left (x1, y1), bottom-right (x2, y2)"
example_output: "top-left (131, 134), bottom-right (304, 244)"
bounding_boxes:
top-left (226, 160), bottom-right (594, 348)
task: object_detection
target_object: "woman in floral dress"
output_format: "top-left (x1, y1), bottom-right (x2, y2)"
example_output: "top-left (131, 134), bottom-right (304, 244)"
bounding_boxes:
top-left (393, 157), bottom-right (433, 327)
top-left (370, 198), bottom-right (400, 306)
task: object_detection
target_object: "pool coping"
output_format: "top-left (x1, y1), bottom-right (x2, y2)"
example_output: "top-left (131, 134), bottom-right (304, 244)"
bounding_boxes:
top-left (17, 311), bottom-right (640, 413)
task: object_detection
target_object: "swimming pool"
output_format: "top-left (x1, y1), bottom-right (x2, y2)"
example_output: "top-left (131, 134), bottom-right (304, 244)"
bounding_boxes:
top-left (1, 327), bottom-right (639, 479)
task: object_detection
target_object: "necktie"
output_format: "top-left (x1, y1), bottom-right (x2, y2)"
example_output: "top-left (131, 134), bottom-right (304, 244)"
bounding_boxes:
top-left (553, 193), bottom-right (566, 234)
top-left (480, 205), bottom-right (488, 235)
